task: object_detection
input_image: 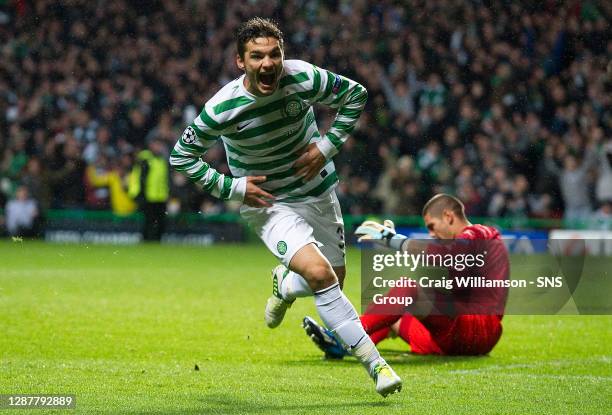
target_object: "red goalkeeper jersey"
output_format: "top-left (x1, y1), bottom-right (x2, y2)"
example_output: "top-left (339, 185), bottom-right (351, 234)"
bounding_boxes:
top-left (425, 224), bottom-right (509, 317)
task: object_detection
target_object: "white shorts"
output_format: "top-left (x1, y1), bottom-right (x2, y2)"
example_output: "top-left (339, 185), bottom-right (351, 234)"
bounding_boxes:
top-left (240, 190), bottom-right (346, 267)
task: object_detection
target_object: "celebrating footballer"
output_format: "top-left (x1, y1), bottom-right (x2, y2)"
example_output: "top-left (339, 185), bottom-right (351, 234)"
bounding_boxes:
top-left (170, 18), bottom-right (401, 397)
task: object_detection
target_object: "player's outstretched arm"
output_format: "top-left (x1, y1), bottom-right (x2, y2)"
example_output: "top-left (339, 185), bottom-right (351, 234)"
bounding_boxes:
top-left (169, 109), bottom-right (247, 202)
top-left (309, 64), bottom-right (368, 160)
top-left (355, 219), bottom-right (407, 250)
top-left (355, 219), bottom-right (428, 253)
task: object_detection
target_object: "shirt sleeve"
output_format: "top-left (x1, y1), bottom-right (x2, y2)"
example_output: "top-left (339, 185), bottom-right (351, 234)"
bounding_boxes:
top-left (169, 106), bottom-right (246, 201)
top-left (309, 64), bottom-right (368, 159)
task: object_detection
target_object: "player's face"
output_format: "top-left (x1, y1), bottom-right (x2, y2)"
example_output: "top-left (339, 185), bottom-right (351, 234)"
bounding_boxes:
top-left (237, 37), bottom-right (284, 96)
top-left (423, 213), bottom-right (454, 239)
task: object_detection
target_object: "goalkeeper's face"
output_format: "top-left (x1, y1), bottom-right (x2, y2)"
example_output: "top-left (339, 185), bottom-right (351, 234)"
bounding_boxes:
top-left (237, 37), bottom-right (284, 96)
top-left (424, 212), bottom-right (455, 240)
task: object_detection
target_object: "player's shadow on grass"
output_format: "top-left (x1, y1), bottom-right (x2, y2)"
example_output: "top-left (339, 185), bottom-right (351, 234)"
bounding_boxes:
top-left (199, 394), bottom-right (392, 414)
top-left (129, 394), bottom-right (394, 414)
top-left (377, 348), bottom-right (494, 366)
top-left (283, 351), bottom-right (492, 368)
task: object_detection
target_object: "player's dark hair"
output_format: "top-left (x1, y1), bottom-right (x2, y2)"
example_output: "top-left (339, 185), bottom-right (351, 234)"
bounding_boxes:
top-left (422, 194), bottom-right (467, 220)
top-left (236, 17), bottom-right (284, 58)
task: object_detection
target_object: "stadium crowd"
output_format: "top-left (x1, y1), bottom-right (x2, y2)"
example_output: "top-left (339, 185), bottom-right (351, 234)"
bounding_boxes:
top-left (1, 0), bottom-right (611, 236)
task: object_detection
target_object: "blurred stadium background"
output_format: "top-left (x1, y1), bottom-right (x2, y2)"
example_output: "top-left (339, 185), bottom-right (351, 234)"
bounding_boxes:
top-left (1, 2), bottom-right (611, 413)
top-left (0, 0), bottom-right (610, 243)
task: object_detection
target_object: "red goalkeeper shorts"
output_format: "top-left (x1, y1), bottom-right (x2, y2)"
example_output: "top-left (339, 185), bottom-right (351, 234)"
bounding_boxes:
top-left (398, 314), bottom-right (502, 355)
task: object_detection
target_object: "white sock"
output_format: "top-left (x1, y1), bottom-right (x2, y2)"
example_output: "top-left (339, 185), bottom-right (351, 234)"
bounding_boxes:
top-left (280, 271), bottom-right (313, 301)
top-left (314, 283), bottom-right (383, 373)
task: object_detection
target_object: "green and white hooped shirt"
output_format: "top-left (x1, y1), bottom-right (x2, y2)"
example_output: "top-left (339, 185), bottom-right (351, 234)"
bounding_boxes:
top-left (170, 59), bottom-right (368, 202)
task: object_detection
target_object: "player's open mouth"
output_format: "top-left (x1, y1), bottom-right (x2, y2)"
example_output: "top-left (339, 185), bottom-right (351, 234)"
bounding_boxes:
top-left (259, 72), bottom-right (276, 87)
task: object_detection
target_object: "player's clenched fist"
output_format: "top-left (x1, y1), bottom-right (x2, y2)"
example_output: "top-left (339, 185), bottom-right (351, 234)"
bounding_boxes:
top-left (293, 143), bottom-right (326, 181)
top-left (244, 176), bottom-right (275, 208)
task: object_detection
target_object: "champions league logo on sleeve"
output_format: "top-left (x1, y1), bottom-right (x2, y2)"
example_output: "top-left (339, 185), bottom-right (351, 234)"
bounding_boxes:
top-left (181, 126), bottom-right (198, 144)
top-left (332, 74), bottom-right (342, 94)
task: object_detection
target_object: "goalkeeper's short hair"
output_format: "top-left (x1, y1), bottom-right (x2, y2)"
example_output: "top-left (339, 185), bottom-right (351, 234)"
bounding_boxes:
top-left (422, 194), bottom-right (466, 220)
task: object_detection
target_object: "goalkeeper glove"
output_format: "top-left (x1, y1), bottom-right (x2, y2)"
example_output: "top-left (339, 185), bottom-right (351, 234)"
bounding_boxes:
top-left (354, 219), bottom-right (408, 250)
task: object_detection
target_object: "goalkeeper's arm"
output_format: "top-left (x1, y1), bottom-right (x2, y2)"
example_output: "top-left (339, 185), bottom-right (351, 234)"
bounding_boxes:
top-left (354, 219), bottom-right (428, 253)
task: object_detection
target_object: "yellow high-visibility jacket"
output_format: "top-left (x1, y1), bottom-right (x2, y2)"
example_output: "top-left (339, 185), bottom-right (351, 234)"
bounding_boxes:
top-left (128, 150), bottom-right (169, 203)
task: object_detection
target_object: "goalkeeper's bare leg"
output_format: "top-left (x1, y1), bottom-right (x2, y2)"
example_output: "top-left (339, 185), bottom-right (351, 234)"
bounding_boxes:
top-left (288, 243), bottom-right (401, 397)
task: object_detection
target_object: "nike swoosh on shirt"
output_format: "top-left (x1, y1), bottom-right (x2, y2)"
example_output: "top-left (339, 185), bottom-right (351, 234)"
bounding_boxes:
top-left (236, 121), bottom-right (253, 131)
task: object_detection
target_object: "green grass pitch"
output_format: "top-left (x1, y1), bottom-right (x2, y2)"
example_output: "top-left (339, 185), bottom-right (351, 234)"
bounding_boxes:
top-left (1, 241), bottom-right (610, 414)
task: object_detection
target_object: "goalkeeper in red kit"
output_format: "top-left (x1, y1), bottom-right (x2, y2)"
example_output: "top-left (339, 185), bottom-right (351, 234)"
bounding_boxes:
top-left (303, 193), bottom-right (510, 358)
